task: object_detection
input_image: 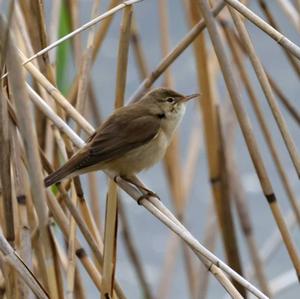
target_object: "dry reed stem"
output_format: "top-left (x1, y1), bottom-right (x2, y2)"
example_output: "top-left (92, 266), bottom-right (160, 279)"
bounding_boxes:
top-left (267, 76), bottom-right (300, 125)
top-left (30, 0), bottom-right (55, 83)
top-left (11, 115), bottom-right (107, 295)
top-left (217, 107), bottom-right (246, 296)
top-left (50, 229), bottom-right (65, 299)
top-left (196, 206), bottom-right (218, 299)
top-left (10, 123), bottom-right (35, 299)
top-left (157, 124), bottom-right (201, 299)
top-left (0, 257), bottom-right (13, 299)
top-left (198, 0), bottom-right (300, 281)
top-left (88, 173), bottom-right (102, 231)
top-left (230, 155), bottom-right (272, 295)
top-left (158, 1), bottom-right (198, 297)
top-left (67, 0), bottom-right (81, 65)
top-left (130, 17), bottom-right (149, 79)
top-left (0, 89), bottom-right (14, 245)
top-left (219, 102), bottom-right (271, 296)
top-left (17, 50), bottom-right (94, 135)
top-left (246, 210), bottom-right (297, 280)
top-left (67, 0), bottom-right (120, 105)
top-left (187, 1), bottom-right (246, 295)
top-left (119, 173), bottom-right (240, 298)
top-left (190, 1), bottom-right (247, 295)
top-left (66, 184), bottom-right (78, 299)
top-left (224, 19), bottom-right (300, 124)
top-left (71, 1), bottom-right (102, 253)
top-left (0, 262), bottom-right (5, 299)
top-left (86, 88), bottom-right (103, 222)
top-left (0, 8), bottom-right (14, 247)
top-left (13, 3), bottom-right (56, 152)
top-left (294, 0), bottom-right (300, 14)
top-left (56, 186), bottom-right (105, 269)
top-left (224, 0), bottom-right (300, 59)
top-left (45, 175), bottom-right (125, 298)
top-left (258, 0), bottom-right (300, 78)
top-left (27, 84), bottom-right (85, 147)
top-left (114, 7), bottom-right (151, 297)
top-left (75, 179), bottom-right (103, 250)
top-left (74, 267), bottom-right (87, 299)
top-left (115, 178), bottom-right (266, 298)
top-left (45, 190), bottom-right (105, 294)
top-left (222, 23), bottom-right (300, 227)
top-left (86, 86), bottom-right (103, 125)
top-left (75, 0), bottom-right (100, 129)
top-left (1, 17), bottom-right (60, 298)
top-left (118, 201), bottom-right (153, 299)
top-left (159, 30), bottom-right (182, 211)
top-left (0, 233), bottom-right (48, 299)
top-left (115, 5), bottom-right (133, 108)
top-left (159, 0), bottom-right (182, 215)
top-left (228, 5), bottom-right (300, 179)
top-left (182, 124), bottom-right (202, 197)
top-left (17, 0), bottom-right (56, 156)
top-left (102, 180), bottom-right (118, 299)
top-left (158, 0), bottom-right (174, 88)
top-left (133, 191), bottom-right (244, 299)
top-left (102, 6), bottom-right (132, 298)
top-left (1, 0), bottom-right (143, 81)
top-left (48, 0), bottom-right (61, 62)
top-left (92, 0), bottom-right (120, 62)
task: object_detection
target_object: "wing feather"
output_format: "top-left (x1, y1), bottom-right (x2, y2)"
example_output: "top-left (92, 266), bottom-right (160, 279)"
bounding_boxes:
top-left (44, 105), bottom-right (160, 186)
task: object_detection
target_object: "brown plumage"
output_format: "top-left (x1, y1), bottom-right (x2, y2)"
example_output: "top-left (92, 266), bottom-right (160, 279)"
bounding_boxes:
top-left (44, 87), bottom-right (198, 187)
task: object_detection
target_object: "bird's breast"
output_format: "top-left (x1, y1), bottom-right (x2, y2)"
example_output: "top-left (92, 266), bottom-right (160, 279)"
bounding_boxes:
top-left (161, 105), bottom-right (185, 140)
top-left (104, 106), bottom-right (185, 176)
top-left (104, 129), bottom-right (169, 176)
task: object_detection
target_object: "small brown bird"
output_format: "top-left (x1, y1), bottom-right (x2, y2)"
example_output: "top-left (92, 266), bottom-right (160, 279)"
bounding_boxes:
top-left (44, 87), bottom-right (198, 195)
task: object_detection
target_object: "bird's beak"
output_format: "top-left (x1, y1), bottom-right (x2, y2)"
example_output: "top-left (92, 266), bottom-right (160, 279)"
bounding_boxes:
top-left (179, 93), bottom-right (200, 103)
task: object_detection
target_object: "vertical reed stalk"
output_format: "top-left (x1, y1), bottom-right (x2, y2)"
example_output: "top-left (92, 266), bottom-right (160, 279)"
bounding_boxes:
top-left (222, 23), bottom-right (300, 227)
top-left (102, 6), bottom-right (132, 298)
top-left (228, 5), bottom-right (300, 178)
top-left (1, 17), bottom-right (60, 298)
top-left (187, 1), bottom-right (245, 295)
top-left (198, 0), bottom-right (300, 280)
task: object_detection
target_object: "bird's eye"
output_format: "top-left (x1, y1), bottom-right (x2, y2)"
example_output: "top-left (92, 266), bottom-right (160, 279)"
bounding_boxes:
top-left (166, 97), bottom-right (175, 103)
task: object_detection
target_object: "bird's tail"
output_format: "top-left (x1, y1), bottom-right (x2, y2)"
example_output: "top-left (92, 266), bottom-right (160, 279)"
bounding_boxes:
top-left (44, 166), bottom-right (70, 187)
top-left (44, 155), bottom-right (80, 187)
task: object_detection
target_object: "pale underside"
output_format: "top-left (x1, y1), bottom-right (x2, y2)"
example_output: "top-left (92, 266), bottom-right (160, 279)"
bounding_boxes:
top-left (71, 128), bottom-right (169, 177)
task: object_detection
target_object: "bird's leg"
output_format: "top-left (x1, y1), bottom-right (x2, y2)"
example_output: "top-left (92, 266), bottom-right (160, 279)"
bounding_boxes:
top-left (124, 175), bottom-right (157, 195)
top-left (114, 175), bottom-right (160, 204)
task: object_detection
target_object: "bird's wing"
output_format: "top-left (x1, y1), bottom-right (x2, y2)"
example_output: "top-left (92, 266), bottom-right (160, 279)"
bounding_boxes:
top-left (84, 111), bottom-right (161, 166)
top-left (44, 108), bottom-right (160, 186)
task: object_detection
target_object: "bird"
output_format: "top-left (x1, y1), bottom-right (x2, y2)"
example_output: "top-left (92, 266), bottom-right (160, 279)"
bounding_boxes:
top-left (44, 87), bottom-right (199, 199)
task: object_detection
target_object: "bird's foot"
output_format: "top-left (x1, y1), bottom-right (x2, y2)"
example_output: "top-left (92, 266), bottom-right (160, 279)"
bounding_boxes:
top-left (113, 175), bottom-right (160, 205)
top-left (137, 190), bottom-right (160, 205)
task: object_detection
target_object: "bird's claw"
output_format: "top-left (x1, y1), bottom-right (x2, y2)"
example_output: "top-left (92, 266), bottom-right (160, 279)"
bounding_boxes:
top-left (113, 175), bottom-right (160, 205)
top-left (137, 191), bottom-right (160, 205)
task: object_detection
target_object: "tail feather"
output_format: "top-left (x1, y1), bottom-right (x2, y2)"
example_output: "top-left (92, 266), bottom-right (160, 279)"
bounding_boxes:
top-left (44, 154), bottom-right (82, 187)
top-left (44, 166), bottom-right (70, 187)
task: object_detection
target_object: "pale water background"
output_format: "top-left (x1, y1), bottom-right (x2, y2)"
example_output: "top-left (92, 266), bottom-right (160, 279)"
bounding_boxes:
top-left (42, 1), bottom-right (299, 298)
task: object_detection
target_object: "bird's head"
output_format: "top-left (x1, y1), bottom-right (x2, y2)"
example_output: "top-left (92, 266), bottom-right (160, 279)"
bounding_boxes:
top-left (141, 87), bottom-right (199, 118)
